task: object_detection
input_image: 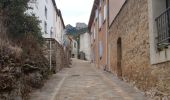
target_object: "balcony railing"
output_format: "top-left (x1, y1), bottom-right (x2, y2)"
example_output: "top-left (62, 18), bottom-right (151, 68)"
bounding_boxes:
top-left (155, 7), bottom-right (170, 48)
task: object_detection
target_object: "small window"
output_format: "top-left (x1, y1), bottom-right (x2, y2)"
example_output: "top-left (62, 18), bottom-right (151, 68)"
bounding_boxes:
top-left (155, 0), bottom-right (170, 50)
top-left (99, 12), bottom-right (102, 28)
top-left (99, 41), bottom-right (103, 59)
top-left (94, 25), bottom-right (96, 40)
top-left (45, 6), bottom-right (47, 19)
top-left (100, 0), bottom-right (102, 7)
top-left (74, 42), bottom-right (76, 48)
top-left (95, 9), bottom-right (98, 19)
top-left (44, 21), bottom-right (47, 34)
top-left (104, 4), bottom-right (107, 21)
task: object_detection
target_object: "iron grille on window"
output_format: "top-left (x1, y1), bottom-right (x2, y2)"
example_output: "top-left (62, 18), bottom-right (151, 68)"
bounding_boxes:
top-left (155, 7), bottom-right (170, 48)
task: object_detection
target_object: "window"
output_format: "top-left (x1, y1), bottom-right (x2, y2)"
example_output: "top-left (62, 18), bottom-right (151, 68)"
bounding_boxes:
top-left (74, 42), bottom-right (76, 48)
top-left (56, 15), bottom-right (57, 22)
top-left (45, 6), bottom-right (47, 19)
top-left (104, 4), bottom-right (107, 21)
top-left (94, 26), bottom-right (96, 40)
top-left (99, 12), bottom-right (102, 28)
top-left (44, 21), bottom-right (47, 34)
top-left (91, 34), bottom-right (93, 44)
top-left (100, 0), bottom-right (102, 8)
top-left (99, 41), bottom-right (103, 59)
top-left (148, 0), bottom-right (170, 64)
top-left (155, 0), bottom-right (170, 49)
top-left (95, 9), bottom-right (98, 19)
top-left (93, 50), bottom-right (95, 61)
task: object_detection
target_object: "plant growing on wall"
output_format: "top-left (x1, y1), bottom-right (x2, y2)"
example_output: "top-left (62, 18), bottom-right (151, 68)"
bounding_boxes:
top-left (0, 0), bottom-right (43, 44)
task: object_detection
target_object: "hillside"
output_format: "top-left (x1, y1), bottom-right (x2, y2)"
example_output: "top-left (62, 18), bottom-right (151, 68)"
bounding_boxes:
top-left (65, 24), bottom-right (88, 38)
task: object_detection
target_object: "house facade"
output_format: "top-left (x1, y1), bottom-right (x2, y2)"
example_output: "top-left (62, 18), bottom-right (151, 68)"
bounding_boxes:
top-left (80, 32), bottom-right (91, 61)
top-left (28, 0), bottom-right (55, 38)
top-left (28, 0), bottom-right (70, 72)
top-left (54, 10), bottom-right (65, 45)
top-left (28, 0), bottom-right (65, 44)
top-left (88, 0), bottom-right (108, 70)
top-left (89, 0), bottom-right (170, 98)
top-left (71, 38), bottom-right (78, 58)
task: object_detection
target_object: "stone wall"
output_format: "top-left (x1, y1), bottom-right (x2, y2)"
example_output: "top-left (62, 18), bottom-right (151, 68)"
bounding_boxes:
top-left (108, 0), bottom-right (163, 98)
top-left (152, 62), bottom-right (170, 99)
top-left (43, 38), bottom-right (70, 73)
top-left (0, 10), bottom-right (70, 100)
top-left (0, 10), bottom-right (7, 40)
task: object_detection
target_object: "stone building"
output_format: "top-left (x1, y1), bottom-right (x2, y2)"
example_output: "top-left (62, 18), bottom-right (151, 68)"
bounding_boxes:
top-left (89, 0), bottom-right (170, 99)
top-left (43, 38), bottom-right (69, 73)
top-left (29, 0), bottom-right (70, 72)
top-left (28, 0), bottom-right (56, 38)
top-left (88, 0), bottom-right (108, 70)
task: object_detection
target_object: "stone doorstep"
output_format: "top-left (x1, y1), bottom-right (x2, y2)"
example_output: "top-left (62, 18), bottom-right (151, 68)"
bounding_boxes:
top-left (29, 68), bottom-right (69, 100)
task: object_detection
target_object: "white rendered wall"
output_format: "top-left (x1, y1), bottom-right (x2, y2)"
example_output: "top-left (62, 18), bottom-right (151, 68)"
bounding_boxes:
top-left (54, 16), bottom-right (65, 45)
top-left (28, 0), bottom-right (56, 38)
top-left (72, 40), bottom-right (78, 58)
top-left (80, 32), bottom-right (91, 61)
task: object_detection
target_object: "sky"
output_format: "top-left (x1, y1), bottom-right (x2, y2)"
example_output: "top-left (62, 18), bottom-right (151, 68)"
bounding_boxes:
top-left (55, 0), bottom-right (94, 27)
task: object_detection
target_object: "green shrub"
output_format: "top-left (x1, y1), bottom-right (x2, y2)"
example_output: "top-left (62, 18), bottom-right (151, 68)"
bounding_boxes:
top-left (0, 0), bottom-right (43, 44)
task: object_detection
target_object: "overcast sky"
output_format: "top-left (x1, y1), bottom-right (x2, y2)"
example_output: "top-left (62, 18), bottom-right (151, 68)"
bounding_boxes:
top-left (55, 0), bottom-right (94, 27)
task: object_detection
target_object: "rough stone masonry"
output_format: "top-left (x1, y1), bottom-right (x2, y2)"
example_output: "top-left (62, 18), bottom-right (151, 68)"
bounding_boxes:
top-left (109, 0), bottom-right (170, 99)
top-left (43, 38), bottom-right (70, 73)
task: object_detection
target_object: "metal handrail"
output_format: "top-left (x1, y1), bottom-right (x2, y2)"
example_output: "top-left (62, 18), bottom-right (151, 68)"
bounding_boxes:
top-left (155, 7), bottom-right (170, 21)
top-left (155, 7), bottom-right (170, 48)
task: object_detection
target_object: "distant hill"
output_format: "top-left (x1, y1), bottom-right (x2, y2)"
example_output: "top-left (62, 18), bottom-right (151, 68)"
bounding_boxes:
top-left (65, 24), bottom-right (77, 36)
top-left (76, 23), bottom-right (87, 30)
top-left (65, 24), bottom-right (88, 37)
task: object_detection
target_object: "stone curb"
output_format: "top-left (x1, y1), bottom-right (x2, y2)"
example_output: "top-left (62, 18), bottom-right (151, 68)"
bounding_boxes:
top-left (50, 72), bottom-right (68, 100)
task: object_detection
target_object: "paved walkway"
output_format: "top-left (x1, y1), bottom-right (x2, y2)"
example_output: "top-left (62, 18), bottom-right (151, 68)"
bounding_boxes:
top-left (30, 58), bottom-right (148, 100)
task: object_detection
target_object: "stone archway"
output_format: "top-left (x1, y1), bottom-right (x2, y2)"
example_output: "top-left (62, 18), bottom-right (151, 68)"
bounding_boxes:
top-left (117, 38), bottom-right (122, 78)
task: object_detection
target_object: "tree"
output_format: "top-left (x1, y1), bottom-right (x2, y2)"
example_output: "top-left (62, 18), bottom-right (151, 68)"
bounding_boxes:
top-left (0, 0), bottom-right (43, 44)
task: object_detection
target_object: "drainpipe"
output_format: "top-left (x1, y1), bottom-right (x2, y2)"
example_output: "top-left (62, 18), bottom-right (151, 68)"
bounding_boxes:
top-left (106, 0), bottom-right (110, 71)
top-left (97, 6), bottom-right (99, 69)
top-left (50, 27), bottom-right (53, 71)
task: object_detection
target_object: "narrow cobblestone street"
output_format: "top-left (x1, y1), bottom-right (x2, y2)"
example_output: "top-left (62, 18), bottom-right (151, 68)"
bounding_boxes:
top-left (30, 58), bottom-right (148, 100)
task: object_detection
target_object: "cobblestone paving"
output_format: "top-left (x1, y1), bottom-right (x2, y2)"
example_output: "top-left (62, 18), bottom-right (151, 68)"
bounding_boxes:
top-left (55, 59), bottom-right (148, 100)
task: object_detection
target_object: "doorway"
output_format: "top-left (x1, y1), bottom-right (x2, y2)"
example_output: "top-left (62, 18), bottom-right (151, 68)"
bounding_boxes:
top-left (117, 38), bottom-right (122, 78)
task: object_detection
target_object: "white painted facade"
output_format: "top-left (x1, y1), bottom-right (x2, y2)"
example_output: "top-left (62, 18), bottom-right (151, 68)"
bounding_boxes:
top-left (71, 39), bottom-right (78, 58)
top-left (28, 0), bottom-right (65, 44)
top-left (80, 32), bottom-right (91, 61)
top-left (148, 0), bottom-right (170, 64)
top-left (54, 13), bottom-right (65, 45)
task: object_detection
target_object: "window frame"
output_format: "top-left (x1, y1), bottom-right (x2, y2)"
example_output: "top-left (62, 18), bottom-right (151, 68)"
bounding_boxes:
top-left (99, 12), bottom-right (102, 29)
top-left (44, 21), bottom-right (47, 34)
top-left (148, 0), bottom-right (170, 64)
top-left (45, 6), bottom-right (47, 19)
top-left (104, 4), bottom-right (107, 21)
